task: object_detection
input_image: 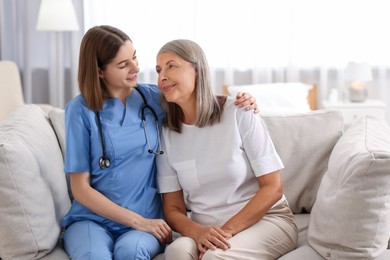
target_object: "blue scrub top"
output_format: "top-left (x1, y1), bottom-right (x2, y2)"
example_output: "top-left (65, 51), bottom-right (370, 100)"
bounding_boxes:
top-left (61, 84), bottom-right (164, 232)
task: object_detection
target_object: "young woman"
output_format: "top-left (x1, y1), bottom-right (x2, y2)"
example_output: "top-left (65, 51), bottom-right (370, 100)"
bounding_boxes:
top-left (61, 26), bottom-right (258, 259)
top-left (156, 39), bottom-right (298, 260)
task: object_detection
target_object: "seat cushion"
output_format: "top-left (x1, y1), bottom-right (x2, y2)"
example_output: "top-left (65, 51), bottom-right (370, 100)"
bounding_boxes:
top-left (293, 214), bottom-right (310, 247)
top-left (308, 116), bottom-right (390, 259)
top-left (0, 105), bottom-right (71, 259)
top-left (277, 245), bottom-right (324, 260)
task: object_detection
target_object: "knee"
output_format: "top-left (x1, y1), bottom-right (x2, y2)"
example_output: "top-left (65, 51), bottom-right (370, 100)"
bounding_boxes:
top-left (63, 221), bottom-right (112, 260)
top-left (164, 237), bottom-right (197, 259)
top-left (64, 238), bottom-right (112, 260)
top-left (114, 243), bottom-right (138, 259)
top-left (202, 249), bottom-right (225, 260)
top-left (164, 241), bottom-right (184, 257)
top-left (115, 241), bottom-right (150, 259)
top-left (114, 232), bottom-right (160, 259)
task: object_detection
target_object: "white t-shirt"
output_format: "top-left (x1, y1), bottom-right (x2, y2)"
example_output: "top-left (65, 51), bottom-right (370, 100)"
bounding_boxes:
top-left (157, 98), bottom-right (284, 226)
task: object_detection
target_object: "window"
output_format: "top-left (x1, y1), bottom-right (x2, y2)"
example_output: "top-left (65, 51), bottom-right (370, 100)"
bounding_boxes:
top-left (84, 0), bottom-right (390, 69)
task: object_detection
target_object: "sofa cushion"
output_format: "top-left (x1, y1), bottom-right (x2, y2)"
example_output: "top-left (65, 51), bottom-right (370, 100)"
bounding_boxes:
top-left (262, 110), bottom-right (343, 213)
top-left (308, 116), bottom-right (390, 259)
top-left (278, 245), bottom-right (325, 260)
top-left (48, 108), bottom-right (66, 157)
top-left (0, 105), bottom-right (71, 259)
top-left (48, 107), bottom-right (74, 202)
top-left (293, 214), bottom-right (311, 247)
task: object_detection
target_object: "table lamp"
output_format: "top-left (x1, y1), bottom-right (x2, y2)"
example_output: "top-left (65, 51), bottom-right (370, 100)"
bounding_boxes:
top-left (36, 0), bottom-right (79, 107)
top-left (344, 61), bottom-right (372, 102)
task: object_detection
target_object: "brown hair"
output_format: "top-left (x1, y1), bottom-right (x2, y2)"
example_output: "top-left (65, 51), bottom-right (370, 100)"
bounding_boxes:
top-left (157, 39), bottom-right (225, 133)
top-left (78, 25), bottom-right (131, 111)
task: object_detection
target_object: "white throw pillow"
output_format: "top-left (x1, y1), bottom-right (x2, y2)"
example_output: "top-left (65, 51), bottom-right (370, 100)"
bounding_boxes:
top-left (0, 105), bottom-right (71, 259)
top-left (308, 116), bottom-right (390, 259)
top-left (227, 82), bottom-right (312, 113)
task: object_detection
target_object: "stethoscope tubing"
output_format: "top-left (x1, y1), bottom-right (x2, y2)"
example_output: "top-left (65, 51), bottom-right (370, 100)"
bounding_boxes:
top-left (96, 87), bottom-right (163, 169)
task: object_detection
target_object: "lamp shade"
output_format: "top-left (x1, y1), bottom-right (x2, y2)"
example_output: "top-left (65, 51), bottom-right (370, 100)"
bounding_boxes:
top-left (36, 0), bottom-right (79, 31)
top-left (344, 61), bottom-right (373, 82)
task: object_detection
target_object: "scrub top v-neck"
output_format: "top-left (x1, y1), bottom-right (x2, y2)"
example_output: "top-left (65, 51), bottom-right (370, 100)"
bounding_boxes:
top-left (61, 84), bottom-right (164, 232)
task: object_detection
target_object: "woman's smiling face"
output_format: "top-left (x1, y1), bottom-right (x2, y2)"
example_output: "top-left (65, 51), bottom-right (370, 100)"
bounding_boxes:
top-left (99, 40), bottom-right (139, 97)
top-left (156, 52), bottom-right (197, 105)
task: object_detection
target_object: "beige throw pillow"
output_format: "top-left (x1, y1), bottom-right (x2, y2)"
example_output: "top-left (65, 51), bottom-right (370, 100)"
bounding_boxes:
top-left (49, 108), bottom-right (66, 157)
top-left (308, 116), bottom-right (390, 259)
top-left (48, 108), bottom-right (73, 201)
top-left (0, 105), bottom-right (71, 259)
top-left (262, 110), bottom-right (343, 213)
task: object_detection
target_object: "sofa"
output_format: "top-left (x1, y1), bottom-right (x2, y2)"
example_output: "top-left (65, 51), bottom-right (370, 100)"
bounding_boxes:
top-left (0, 104), bottom-right (389, 260)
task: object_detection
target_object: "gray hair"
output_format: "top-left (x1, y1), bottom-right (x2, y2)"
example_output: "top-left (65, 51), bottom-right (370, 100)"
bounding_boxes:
top-left (158, 39), bottom-right (224, 133)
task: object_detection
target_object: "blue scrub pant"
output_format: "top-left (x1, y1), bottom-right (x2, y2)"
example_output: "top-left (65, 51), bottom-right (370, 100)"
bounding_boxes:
top-left (63, 220), bottom-right (164, 260)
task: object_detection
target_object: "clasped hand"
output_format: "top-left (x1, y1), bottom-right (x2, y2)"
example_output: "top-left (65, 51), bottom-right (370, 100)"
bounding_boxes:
top-left (196, 226), bottom-right (232, 259)
top-left (137, 218), bottom-right (172, 244)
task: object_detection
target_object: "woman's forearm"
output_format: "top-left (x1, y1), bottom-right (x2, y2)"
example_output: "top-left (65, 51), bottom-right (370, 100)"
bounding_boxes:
top-left (70, 172), bottom-right (143, 228)
top-left (222, 172), bottom-right (283, 236)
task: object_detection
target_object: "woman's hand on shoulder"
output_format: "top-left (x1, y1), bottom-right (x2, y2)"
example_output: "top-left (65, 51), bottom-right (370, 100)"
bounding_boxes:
top-left (234, 92), bottom-right (259, 114)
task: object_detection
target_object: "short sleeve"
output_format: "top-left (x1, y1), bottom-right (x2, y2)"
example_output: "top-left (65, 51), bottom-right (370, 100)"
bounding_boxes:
top-left (64, 98), bottom-right (91, 173)
top-left (156, 134), bottom-right (182, 193)
top-left (236, 108), bottom-right (284, 177)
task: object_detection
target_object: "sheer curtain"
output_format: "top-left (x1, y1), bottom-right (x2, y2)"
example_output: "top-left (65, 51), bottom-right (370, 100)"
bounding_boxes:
top-left (84, 0), bottom-right (390, 118)
top-left (1, 0), bottom-right (389, 122)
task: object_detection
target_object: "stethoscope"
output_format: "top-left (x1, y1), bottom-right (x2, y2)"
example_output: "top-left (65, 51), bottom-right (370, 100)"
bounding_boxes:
top-left (96, 87), bottom-right (163, 169)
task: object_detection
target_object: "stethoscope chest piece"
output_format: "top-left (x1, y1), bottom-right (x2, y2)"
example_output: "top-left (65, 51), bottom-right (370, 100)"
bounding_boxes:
top-left (99, 156), bottom-right (111, 169)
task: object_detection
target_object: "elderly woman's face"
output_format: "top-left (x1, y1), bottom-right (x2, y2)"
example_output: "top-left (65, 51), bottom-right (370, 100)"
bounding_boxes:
top-left (156, 52), bottom-right (197, 105)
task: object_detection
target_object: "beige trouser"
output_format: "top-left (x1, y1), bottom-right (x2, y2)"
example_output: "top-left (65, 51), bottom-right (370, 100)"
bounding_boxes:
top-left (164, 201), bottom-right (298, 260)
